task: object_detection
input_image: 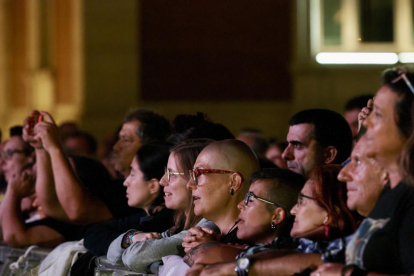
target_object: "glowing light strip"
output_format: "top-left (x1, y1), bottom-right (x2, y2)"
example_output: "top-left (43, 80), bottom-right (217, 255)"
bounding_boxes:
top-left (399, 53), bottom-right (414, 63)
top-left (316, 52), bottom-right (398, 64)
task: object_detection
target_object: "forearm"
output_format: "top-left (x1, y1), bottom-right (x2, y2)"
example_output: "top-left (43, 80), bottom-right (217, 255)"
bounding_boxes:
top-left (48, 148), bottom-right (112, 224)
top-left (35, 149), bottom-right (68, 221)
top-left (249, 252), bottom-right (322, 276)
top-left (1, 191), bottom-right (29, 247)
top-left (194, 244), bottom-right (244, 265)
top-left (122, 234), bottom-right (186, 272)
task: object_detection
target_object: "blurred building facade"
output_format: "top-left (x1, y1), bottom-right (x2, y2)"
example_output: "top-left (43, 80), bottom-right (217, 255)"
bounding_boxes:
top-left (0, 0), bottom-right (407, 140)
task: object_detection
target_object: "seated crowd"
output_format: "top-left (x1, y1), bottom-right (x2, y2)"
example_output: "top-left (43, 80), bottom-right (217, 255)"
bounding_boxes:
top-left (0, 66), bottom-right (413, 276)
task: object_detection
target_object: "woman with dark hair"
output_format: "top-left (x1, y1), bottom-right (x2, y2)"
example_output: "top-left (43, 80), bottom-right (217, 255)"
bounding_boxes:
top-left (107, 139), bottom-right (219, 273)
top-left (82, 142), bottom-right (174, 256)
top-left (313, 67), bottom-right (414, 276)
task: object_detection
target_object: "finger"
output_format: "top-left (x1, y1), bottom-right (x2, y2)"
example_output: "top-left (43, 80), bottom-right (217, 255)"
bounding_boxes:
top-left (367, 98), bottom-right (373, 109)
top-left (39, 111), bottom-right (56, 125)
top-left (200, 227), bottom-right (215, 235)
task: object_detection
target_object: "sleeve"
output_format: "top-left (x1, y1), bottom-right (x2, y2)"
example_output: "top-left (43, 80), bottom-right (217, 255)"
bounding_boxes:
top-left (121, 230), bottom-right (188, 272)
top-left (195, 218), bottom-right (220, 233)
top-left (107, 229), bottom-right (143, 264)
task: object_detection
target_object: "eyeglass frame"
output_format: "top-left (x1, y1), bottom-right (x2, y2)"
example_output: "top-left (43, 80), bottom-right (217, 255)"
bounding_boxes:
top-left (391, 67), bottom-right (414, 95)
top-left (189, 167), bottom-right (244, 186)
top-left (165, 167), bottom-right (185, 182)
top-left (244, 191), bottom-right (284, 209)
top-left (0, 149), bottom-right (28, 160)
top-left (296, 193), bottom-right (317, 207)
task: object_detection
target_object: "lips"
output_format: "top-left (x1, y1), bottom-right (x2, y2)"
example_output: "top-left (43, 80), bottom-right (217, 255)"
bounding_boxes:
top-left (164, 192), bottom-right (172, 197)
top-left (193, 196), bottom-right (201, 203)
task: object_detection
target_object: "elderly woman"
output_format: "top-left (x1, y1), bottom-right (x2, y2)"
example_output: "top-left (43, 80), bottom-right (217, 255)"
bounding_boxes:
top-left (313, 68), bottom-right (414, 276)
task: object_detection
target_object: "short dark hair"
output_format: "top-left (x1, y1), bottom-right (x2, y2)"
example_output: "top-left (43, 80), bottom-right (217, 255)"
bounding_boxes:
top-left (63, 131), bottom-right (98, 156)
top-left (250, 168), bottom-right (305, 215)
top-left (289, 109), bottom-right (352, 164)
top-left (345, 95), bottom-right (374, 111)
top-left (136, 141), bottom-right (172, 215)
top-left (124, 109), bottom-right (171, 144)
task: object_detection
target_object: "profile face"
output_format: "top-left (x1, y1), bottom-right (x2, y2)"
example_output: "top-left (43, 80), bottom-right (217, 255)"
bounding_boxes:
top-left (113, 121), bottom-right (143, 176)
top-left (123, 157), bottom-right (152, 209)
top-left (236, 179), bottom-right (277, 243)
top-left (338, 140), bottom-right (384, 216)
top-left (187, 148), bottom-right (233, 220)
top-left (159, 153), bottom-right (189, 211)
top-left (289, 178), bottom-right (328, 238)
top-left (282, 124), bottom-right (322, 177)
top-left (0, 136), bottom-right (33, 183)
top-left (363, 86), bottom-right (407, 167)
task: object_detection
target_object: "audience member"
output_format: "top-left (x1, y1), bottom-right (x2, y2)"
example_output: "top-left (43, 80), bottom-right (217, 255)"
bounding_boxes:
top-left (62, 131), bottom-right (98, 158)
top-left (313, 67), bottom-right (414, 275)
top-left (23, 111), bottom-right (137, 225)
top-left (107, 139), bottom-right (218, 273)
top-left (113, 109), bottom-right (171, 178)
top-left (282, 109), bottom-right (352, 177)
top-left (182, 139), bottom-right (260, 264)
top-left (184, 168), bottom-right (304, 270)
top-left (266, 140), bottom-right (288, 169)
top-left (236, 128), bottom-right (268, 160)
top-left (1, 127), bottom-right (35, 183)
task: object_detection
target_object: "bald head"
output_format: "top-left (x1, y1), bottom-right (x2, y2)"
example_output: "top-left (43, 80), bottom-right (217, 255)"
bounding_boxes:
top-left (189, 139), bottom-right (260, 228)
top-left (201, 139), bottom-right (260, 186)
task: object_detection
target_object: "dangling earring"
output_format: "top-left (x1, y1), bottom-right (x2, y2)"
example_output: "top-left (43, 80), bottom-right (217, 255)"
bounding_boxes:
top-left (230, 188), bottom-right (234, 196)
top-left (271, 222), bottom-right (276, 229)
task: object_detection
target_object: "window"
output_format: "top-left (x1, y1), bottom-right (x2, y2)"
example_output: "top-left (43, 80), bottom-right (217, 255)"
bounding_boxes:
top-left (310, 0), bottom-right (414, 64)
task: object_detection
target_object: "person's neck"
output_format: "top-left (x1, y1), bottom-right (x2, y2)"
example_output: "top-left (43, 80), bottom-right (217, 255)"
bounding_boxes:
top-left (210, 206), bottom-right (240, 235)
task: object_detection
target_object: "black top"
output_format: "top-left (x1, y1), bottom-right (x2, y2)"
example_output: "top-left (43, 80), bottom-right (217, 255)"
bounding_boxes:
top-left (83, 207), bottom-right (175, 256)
top-left (26, 217), bottom-right (88, 241)
top-left (346, 181), bottom-right (414, 274)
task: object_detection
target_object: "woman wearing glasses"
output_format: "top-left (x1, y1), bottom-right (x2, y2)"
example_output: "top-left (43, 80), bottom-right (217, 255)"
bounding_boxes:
top-left (313, 68), bottom-right (414, 276)
top-left (107, 139), bottom-right (219, 273)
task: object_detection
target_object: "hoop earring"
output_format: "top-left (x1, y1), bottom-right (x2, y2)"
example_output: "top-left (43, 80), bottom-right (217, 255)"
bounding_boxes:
top-left (230, 188), bottom-right (234, 196)
top-left (271, 222), bottom-right (276, 229)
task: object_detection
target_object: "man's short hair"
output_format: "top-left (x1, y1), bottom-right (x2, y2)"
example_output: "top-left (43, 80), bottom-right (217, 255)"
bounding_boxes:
top-left (289, 109), bottom-right (352, 164)
top-left (63, 131), bottom-right (98, 156)
top-left (124, 109), bottom-right (171, 144)
top-left (345, 94), bottom-right (374, 111)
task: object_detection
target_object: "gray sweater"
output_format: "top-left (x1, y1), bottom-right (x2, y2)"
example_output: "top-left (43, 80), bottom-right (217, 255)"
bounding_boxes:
top-left (107, 218), bottom-right (219, 272)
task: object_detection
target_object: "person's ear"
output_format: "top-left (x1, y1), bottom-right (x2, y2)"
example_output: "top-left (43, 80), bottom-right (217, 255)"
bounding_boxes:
top-left (323, 146), bottom-right (337, 164)
top-left (229, 172), bottom-right (244, 194)
top-left (272, 207), bottom-right (286, 225)
top-left (148, 179), bottom-right (161, 195)
top-left (380, 170), bottom-right (389, 184)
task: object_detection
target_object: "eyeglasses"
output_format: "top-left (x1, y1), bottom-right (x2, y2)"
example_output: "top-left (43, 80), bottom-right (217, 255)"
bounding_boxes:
top-left (189, 167), bottom-right (244, 186)
top-left (165, 167), bottom-right (185, 182)
top-left (244, 191), bottom-right (284, 208)
top-left (0, 149), bottom-right (27, 160)
top-left (391, 67), bottom-right (414, 95)
top-left (297, 193), bottom-right (317, 207)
